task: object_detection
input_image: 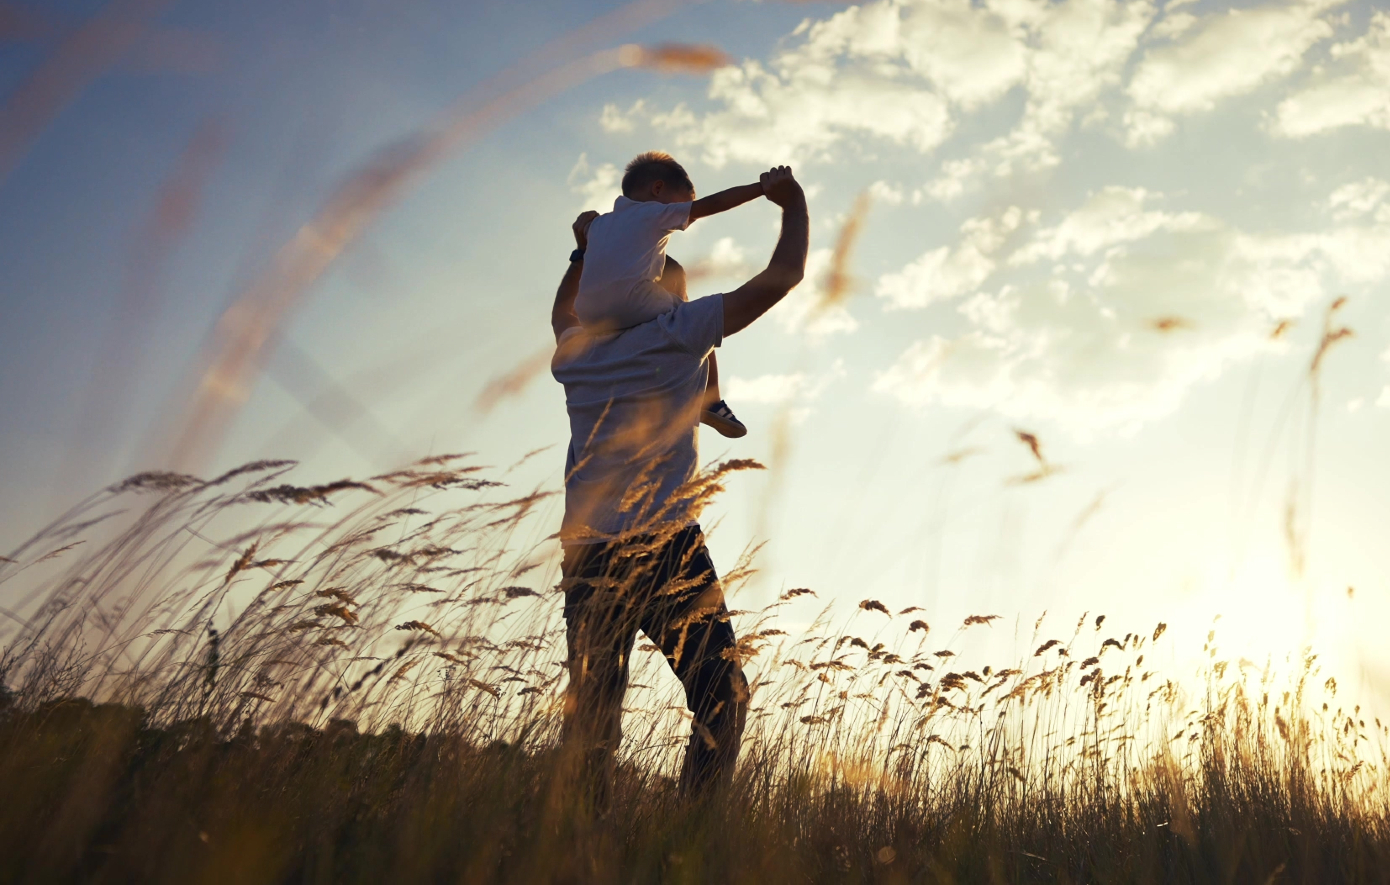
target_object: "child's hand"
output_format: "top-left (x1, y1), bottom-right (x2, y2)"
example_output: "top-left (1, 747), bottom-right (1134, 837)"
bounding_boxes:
top-left (760, 166), bottom-right (802, 207)
top-left (758, 167), bottom-right (789, 194)
top-left (573, 211), bottom-right (599, 249)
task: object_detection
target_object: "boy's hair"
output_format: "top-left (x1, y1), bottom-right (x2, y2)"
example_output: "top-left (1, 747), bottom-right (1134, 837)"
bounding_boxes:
top-left (622, 151), bottom-right (693, 197)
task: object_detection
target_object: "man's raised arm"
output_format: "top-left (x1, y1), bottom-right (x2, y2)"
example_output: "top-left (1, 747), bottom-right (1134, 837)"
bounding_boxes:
top-left (722, 167), bottom-right (809, 336)
top-left (552, 211), bottom-right (598, 342)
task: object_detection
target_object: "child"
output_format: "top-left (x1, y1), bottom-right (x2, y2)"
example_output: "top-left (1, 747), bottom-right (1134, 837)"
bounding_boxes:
top-left (576, 151), bottom-right (764, 438)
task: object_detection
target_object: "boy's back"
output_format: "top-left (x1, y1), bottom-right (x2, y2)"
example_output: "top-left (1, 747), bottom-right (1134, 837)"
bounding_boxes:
top-left (576, 196), bottom-right (691, 331)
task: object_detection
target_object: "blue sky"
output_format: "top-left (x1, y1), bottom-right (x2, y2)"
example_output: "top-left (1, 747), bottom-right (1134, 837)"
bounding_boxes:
top-left (3, 0), bottom-right (1390, 698)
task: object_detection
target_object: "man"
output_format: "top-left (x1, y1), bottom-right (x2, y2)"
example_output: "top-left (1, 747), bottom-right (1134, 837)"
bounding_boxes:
top-left (549, 166), bottom-right (808, 801)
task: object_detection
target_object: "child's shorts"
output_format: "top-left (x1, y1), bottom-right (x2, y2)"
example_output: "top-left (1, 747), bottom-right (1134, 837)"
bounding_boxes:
top-left (575, 279), bottom-right (680, 333)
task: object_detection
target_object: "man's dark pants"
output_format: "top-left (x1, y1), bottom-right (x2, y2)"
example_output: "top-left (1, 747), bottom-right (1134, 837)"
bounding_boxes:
top-left (560, 525), bottom-right (748, 801)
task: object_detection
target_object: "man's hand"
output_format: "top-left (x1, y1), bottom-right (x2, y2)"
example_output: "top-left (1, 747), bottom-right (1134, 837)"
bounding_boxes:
top-left (759, 166), bottom-right (803, 207)
top-left (573, 210), bottom-right (599, 249)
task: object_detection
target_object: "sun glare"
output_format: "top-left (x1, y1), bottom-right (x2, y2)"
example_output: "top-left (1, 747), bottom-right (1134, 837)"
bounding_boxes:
top-left (1190, 547), bottom-right (1350, 672)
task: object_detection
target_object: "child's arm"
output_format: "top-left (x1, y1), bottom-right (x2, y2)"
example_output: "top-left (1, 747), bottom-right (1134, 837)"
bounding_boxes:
top-left (552, 211), bottom-right (597, 342)
top-left (688, 182), bottom-right (764, 224)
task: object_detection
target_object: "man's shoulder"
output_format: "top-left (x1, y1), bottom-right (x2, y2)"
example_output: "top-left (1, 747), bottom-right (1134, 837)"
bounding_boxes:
top-left (553, 295), bottom-right (723, 376)
top-left (655, 293), bottom-right (724, 355)
top-left (658, 292), bottom-right (722, 326)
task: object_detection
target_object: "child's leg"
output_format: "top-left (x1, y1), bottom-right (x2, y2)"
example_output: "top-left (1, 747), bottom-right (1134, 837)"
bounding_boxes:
top-left (704, 352), bottom-right (722, 410)
top-left (699, 351), bottom-right (746, 438)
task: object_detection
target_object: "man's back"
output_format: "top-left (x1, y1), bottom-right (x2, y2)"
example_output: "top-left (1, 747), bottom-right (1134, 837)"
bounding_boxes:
top-left (551, 292), bottom-right (724, 544)
top-left (548, 164), bottom-right (807, 802)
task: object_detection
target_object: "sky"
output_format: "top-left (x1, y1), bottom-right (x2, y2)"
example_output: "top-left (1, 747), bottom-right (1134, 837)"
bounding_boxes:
top-left (2, 0), bottom-right (1390, 705)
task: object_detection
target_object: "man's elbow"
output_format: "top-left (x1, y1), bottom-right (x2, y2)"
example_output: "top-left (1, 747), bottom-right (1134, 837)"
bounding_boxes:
top-left (769, 263), bottom-right (805, 291)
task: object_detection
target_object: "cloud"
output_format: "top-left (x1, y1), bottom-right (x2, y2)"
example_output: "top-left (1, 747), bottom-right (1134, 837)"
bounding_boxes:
top-left (728, 372), bottom-right (809, 404)
top-left (1149, 10), bottom-right (1197, 40)
top-left (769, 247), bottom-right (860, 338)
top-left (605, 0), bottom-right (1151, 176)
top-left (1124, 0), bottom-right (1346, 146)
top-left (868, 180), bottom-right (904, 205)
top-left (999, 0), bottom-right (1154, 158)
top-left (595, 0), bottom-right (1386, 207)
top-left (727, 359), bottom-right (847, 423)
top-left (1273, 11), bottom-right (1390, 137)
top-left (567, 153), bottom-right (620, 212)
top-left (607, 54), bottom-right (953, 168)
top-left (599, 101), bottom-right (639, 133)
top-left (1309, 177), bottom-right (1390, 284)
top-left (923, 0), bottom-right (1155, 193)
top-left (684, 236), bottom-right (752, 282)
top-left (1328, 177), bottom-right (1390, 222)
top-left (728, 359), bottom-right (845, 405)
top-left (891, 0), bottom-right (1028, 109)
top-left (873, 186), bottom-right (1390, 435)
top-left (877, 206), bottom-right (1034, 309)
top-left (1010, 186), bottom-right (1204, 263)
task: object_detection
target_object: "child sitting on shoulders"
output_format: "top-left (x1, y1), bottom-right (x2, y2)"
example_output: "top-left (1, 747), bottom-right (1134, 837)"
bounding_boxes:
top-left (574, 151), bottom-right (763, 438)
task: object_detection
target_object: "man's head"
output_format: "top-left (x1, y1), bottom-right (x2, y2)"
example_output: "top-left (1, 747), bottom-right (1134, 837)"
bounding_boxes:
top-left (622, 151), bottom-right (695, 204)
top-left (657, 256), bottom-right (687, 301)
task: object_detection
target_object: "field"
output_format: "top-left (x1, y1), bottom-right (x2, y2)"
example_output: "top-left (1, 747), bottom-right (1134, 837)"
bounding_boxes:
top-left (1, 457), bottom-right (1387, 884)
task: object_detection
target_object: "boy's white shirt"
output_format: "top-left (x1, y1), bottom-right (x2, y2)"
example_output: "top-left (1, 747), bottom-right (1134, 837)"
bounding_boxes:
top-left (578, 196), bottom-right (691, 310)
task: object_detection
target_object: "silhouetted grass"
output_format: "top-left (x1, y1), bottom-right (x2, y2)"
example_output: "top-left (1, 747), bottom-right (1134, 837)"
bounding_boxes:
top-left (1, 457), bottom-right (1387, 884)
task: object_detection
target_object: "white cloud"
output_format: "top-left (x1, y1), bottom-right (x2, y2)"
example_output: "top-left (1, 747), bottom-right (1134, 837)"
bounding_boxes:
top-left (874, 185), bottom-right (1390, 435)
top-left (1328, 177), bottom-right (1390, 222)
top-left (1010, 186), bottom-right (1206, 263)
top-left (922, 158), bottom-right (978, 202)
top-left (605, 54), bottom-right (953, 168)
top-left (728, 359), bottom-right (845, 404)
top-left (728, 372), bottom-right (808, 404)
top-left (1308, 224), bottom-right (1390, 285)
top-left (1125, 0), bottom-right (1346, 145)
top-left (684, 236), bottom-right (751, 282)
top-left (605, 0), bottom-right (1151, 177)
top-left (1004, 0), bottom-right (1155, 157)
top-left (877, 206), bottom-right (1033, 309)
top-left (599, 101), bottom-right (640, 133)
top-left (1150, 10), bottom-right (1197, 40)
top-left (706, 236), bottom-right (745, 269)
top-left (1274, 11), bottom-right (1390, 137)
top-left (868, 180), bottom-right (904, 205)
top-left (567, 153), bottom-right (620, 212)
top-left (893, 0), bottom-right (1028, 109)
top-left (578, 1), bottom-right (1390, 434)
top-left (770, 248), bottom-right (860, 338)
top-left (924, 0), bottom-right (1155, 194)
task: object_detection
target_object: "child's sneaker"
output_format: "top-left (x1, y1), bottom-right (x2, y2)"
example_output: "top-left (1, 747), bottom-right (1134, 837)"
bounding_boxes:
top-left (701, 400), bottom-right (747, 438)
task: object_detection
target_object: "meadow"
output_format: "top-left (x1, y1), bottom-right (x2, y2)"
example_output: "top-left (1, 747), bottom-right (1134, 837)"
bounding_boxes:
top-left (1, 455), bottom-right (1387, 884)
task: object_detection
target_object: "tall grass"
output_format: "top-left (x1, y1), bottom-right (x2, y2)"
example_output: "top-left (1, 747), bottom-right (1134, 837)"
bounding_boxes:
top-left (1, 456), bottom-right (1387, 883)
